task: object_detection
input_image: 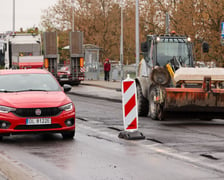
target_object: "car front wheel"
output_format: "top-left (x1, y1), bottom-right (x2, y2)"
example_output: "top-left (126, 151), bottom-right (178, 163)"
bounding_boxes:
top-left (62, 130), bottom-right (75, 140)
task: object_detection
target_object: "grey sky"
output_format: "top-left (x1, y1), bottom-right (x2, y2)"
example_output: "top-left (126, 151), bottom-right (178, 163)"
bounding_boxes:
top-left (0, 0), bottom-right (58, 33)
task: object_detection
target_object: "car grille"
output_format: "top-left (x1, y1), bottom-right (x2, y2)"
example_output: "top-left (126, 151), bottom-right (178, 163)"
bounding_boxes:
top-left (13, 107), bottom-right (62, 117)
top-left (14, 124), bottom-right (62, 130)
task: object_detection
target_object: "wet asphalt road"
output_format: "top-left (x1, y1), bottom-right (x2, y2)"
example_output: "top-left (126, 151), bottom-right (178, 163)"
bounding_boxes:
top-left (0, 93), bottom-right (224, 179)
top-left (1, 124), bottom-right (220, 180)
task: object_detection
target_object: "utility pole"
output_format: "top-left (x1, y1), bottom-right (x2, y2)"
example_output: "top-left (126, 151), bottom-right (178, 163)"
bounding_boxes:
top-left (135, 0), bottom-right (139, 77)
top-left (13, 0), bottom-right (15, 35)
top-left (71, 0), bottom-right (74, 32)
top-left (120, 0), bottom-right (124, 81)
top-left (165, 12), bottom-right (170, 34)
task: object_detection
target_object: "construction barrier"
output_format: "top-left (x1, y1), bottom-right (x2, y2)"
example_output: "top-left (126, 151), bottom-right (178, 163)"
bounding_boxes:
top-left (118, 75), bottom-right (145, 140)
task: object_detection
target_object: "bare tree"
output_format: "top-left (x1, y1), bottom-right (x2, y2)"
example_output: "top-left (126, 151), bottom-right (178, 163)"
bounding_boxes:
top-left (40, 0), bottom-right (224, 65)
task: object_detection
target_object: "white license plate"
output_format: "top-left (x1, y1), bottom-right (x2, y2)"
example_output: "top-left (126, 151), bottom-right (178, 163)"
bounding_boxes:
top-left (26, 118), bottom-right (51, 125)
top-left (60, 78), bottom-right (69, 81)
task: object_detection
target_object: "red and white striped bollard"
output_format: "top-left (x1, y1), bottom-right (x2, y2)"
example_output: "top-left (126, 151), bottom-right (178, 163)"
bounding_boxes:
top-left (118, 74), bottom-right (145, 140)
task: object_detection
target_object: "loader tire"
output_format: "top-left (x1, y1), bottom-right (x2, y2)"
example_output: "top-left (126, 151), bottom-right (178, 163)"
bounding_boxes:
top-left (136, 84), bottom-right (149, 116)
top-left (149, 86), bottom-right (164, 121)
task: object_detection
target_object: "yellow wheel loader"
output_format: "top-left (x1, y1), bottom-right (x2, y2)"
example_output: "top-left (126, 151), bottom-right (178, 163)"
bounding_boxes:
top-left (136, 34), bottom-right (224, 120)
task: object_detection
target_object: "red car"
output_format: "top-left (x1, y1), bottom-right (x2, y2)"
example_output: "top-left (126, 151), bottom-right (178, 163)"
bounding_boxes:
top-left (57, 65), bottom-right (84, 85)
top-left (0, 69), bottom-right (75, 140)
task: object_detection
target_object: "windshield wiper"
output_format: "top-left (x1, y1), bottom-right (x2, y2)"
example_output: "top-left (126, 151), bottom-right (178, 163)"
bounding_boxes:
top-left (14, 89), bottom-right (48, 92)
top-left (0, 89), bottom-right (16, 93)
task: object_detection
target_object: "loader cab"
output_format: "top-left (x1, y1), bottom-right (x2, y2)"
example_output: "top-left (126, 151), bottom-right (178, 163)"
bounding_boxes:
top-left (141, 34), bottom-right (194, 68)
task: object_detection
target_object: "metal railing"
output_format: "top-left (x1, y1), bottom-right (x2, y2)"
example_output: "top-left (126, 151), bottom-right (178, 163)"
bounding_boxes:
top-left (85, 63), bottom-right (136, 81)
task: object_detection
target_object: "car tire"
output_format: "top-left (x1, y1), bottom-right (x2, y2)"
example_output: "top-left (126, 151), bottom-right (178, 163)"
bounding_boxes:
top-left (62, 130), bottom-right (75, 140)
top-left (72, 81), bottom-right (81, 86)
top-left (136, 83), bottom-right (149, 117)
top-left (200, 117), bottom-right (213, 121)
top-left (149, 86), bottom-right (164, 121)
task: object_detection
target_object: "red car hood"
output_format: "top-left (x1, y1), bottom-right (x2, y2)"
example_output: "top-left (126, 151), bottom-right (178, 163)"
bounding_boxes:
top-left (0, 91), bottom-right (71, 108)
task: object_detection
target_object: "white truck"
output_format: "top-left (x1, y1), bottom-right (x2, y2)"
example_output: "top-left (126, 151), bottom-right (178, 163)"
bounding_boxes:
top-left (5, 33), bottom-right (44, 69)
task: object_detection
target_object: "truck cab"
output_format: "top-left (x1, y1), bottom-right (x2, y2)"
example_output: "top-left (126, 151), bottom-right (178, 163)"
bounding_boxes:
top-left (5, 33), bottom-right (44, 69)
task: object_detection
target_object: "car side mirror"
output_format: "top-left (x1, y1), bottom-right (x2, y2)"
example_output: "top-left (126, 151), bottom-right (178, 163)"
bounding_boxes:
top-left (63, 84), bottom-right (72, 92)
top-left (202, 42), bottom-right (209, 53)
top-left (141, 41), bottom-right (148, 52)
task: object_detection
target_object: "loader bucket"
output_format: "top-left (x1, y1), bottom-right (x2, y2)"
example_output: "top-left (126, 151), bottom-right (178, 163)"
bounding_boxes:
top-left (164, 88), bottom-right (224, 119)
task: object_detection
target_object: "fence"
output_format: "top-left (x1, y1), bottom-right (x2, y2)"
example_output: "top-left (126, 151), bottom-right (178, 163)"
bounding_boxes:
top-left (85, 63), bottom-right (136, 81)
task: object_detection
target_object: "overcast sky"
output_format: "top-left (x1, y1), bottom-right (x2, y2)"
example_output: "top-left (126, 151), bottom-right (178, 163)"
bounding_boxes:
top-left (0, 0), bottom-right (58, 33)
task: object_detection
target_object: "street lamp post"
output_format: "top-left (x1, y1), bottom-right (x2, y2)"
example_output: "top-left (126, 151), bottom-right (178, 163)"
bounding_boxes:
top-left (135, 0), bottom-right (139, 77)
top-left (165, 12), bottom-right (170, 34)
top-left (13, 0), bottom-right (15, 35)
top-left (71, 0), bottom-right (75, 32)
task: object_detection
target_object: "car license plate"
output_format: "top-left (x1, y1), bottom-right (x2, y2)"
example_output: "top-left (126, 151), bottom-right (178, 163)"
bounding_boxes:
top-left (60, 78), bottom-right (69, 81)
top-left (26, 118), bottom-right (51, 125)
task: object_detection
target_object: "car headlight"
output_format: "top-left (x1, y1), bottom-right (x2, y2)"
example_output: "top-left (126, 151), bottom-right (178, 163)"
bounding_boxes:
top-left (0, 105), bottom-right (16, 113)
top-left (151, 67), bottom-right (170, 86)
top-left (59, 103), bottom-right (73, 111)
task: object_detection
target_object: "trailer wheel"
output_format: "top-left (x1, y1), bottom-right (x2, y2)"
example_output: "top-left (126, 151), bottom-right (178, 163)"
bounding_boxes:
top-left (136, 83), bottom-right (149, 116)
top-left (149, 86), bottom-right (164, 120)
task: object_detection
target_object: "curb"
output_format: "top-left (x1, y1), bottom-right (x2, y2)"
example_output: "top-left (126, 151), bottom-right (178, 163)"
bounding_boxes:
top-left (81, 82), bottom-right (121, 91)
top-left (68, 91), bottom-right (122, 103)
top-left (0, 171), bottom-right (7, 180)
top-left (0, 152), bottom-right (41, 180)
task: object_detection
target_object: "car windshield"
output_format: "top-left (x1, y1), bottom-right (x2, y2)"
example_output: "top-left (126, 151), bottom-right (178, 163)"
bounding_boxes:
top-left (157, 39), bottom-right (191, 67)
top-left (0, 73), bottom-right (62, 92)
